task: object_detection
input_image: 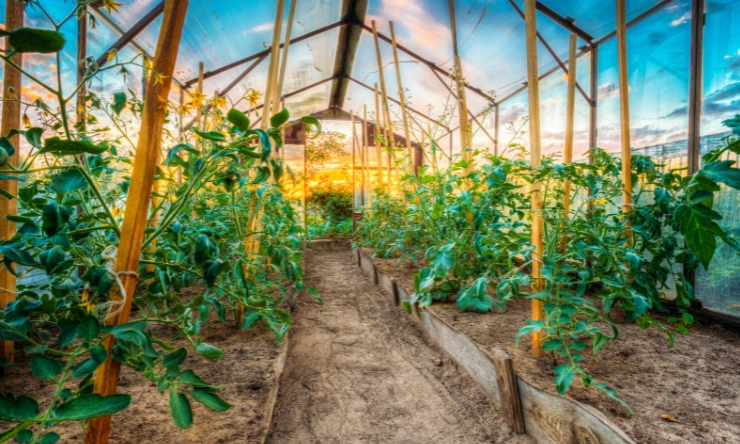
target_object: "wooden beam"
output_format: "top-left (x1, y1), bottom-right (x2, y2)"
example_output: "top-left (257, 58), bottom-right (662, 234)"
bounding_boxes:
top-left (589, 46), bottom-right (598, 151)
top-left (184, 21), bottom-right (344, 87)
top-left (330, 0), bottom-right (369, 109)
top-left (493, 349), bottom-right (526, 434)
top-left (562, 34), bottom-right (577, 228)
top-left (85, 1), bottom-right (189, 442)
top-left (687, 0), bottom-right (704, 174)
top-left (617, 0), bottom-right (633, 244)
top-left (371, 20), bottom-right (394, 190)
top-left (77, 5), bottom-right (88, 126)
top-left (355, 22), bottom-right (495, 104)
top-left (449, 0), bottom-right (472, 168)
top-left (535, 1), bottom-right (594, 43)
top-left (276, 0), bottom-right (298, 108)
top-left (508, 0), bottom-right (592, 105)
top-left (0, 0), bottom-right (23, 372)
top-left (524, 0), bottom-right (544, 357)
top-left (94, 1), bottom-right (165, 68)
top-left (389, 22), bottom-right (413, 163)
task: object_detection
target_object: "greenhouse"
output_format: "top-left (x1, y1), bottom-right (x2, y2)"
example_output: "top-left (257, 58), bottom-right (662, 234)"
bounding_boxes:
top-left (0, 0), bottom-right (739, 442)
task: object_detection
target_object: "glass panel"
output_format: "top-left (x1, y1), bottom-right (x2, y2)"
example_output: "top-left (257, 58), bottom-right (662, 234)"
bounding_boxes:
top-left (695, 0), bottom-right (740, 317)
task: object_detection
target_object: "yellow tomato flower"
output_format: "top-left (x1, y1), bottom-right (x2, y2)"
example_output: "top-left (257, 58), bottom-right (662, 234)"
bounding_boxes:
top-left (106, 49), bottom-right (117, 63)
top-left (246, 89), bottom-right (261, 108)
top-left (22, 113), bottom-right (31, 128)
top-left (79, 290), bottom-right (95, 314)
top-left (177, 102), bottom-right (194, 115)
top-left (103, 0), bottom-right (123, 15)
top-left (190, 88), bottom-right (206, 107)
top-left (596, 197), bottom-right (608, 206)
top-left (211, 96), bottom-right (228, 109)
top-left (77, 105), bottom-right (85, 115)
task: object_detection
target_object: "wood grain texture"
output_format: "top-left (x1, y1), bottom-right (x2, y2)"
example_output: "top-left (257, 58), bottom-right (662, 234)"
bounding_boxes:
top-left (493, 348), bottom-right (526, 434)
top-left (358, 250), bottom-right (634, 444)
top-left (378, 273), bottom-right (397, 305)
top-left (85, 1), bottom-right (189, 442)
top-left (260, 329), bottom-right (290, 444)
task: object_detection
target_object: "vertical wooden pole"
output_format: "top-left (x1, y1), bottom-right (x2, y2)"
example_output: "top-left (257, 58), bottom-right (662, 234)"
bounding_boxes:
top-left (364, 105), bottom-right (373, 208)
top-left (352, 112), bottom-right (357, 213)
top-left (562, 34), bottom-right (577, 218)
top-left (86, 2), bottom-right (189, 443)
top-left (194, 61), bottom-right (204, 151)
top-left (524, 0), bottom-right (544, 356)
top-left (0, 0), bottom-right (24, 370)
top-left (389, 22), bottom-right (412, 170)
top-left (616, 0), bottom-right (633, 243)
top-left (589, 46), bottom-right (598, 152)
top-left (264, 0), bottom-right (286, 123)
top-left (494, 104), bottom-right (500, 156)
top-left (371, 21), bottom-right (394, 194)
top-left (448, 0), bottom-right (472, 170)
top-left (275, 0), bottom-right (297, 115)
top-left (687, 0), bottom-right (705, 175)
top-left (373, 83), bottom-right (384, 190)
top-left (77, 6), bottom-right (88, 128)
top-left (303, 141), bottom-right (308, 232)
top-left (492, 348), bottom-right (526, 434)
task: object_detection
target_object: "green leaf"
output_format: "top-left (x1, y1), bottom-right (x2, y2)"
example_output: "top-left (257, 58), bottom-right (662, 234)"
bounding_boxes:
top-left (227, 108), bottom-right (250, 131)
top-left (163, 348), bottom-right (187, 369)
top-left (195, 342), bottom-right (223, 360)
top-left (16, 430), bottom-right (33, 443)
top-left (698, 160), bottom-right (740, 191)
top-left (0, 136), bottom-right (15, 157)
top-left (203, 260), bottom-right (222, 288)
top-left (39, 245), bottom-right (65, 275)
top-left (0, 245), bottom-right (40, 266)
top-left (39, 138), bottom-right (110, 156)
top-left (25, 127), bottom-right (43, 149)
top-left (30, 355), bottom-right (65, 380)
top-left (191, 128), bottom-right (226, 142)
top-left (553, 364), bottom-right (575, 395)
top-left (40, 432), bottom-right (60, 444)
top-left (72, 358), bottom-right (101, 378)
top-left (57, 327), bottom-right (77, 347)
top-left (190, 388), bottom-right (231, 412)
top-left (166, 144), bottom-right (199, 165)
top-left (169, 391), bottom-right (193, 429)
top-left (240, 311), bottom-right (262, 330)
top-left (52, 394), bottom-right (131, 421)
top-left (112, 92), bottom-right (127, 116)
top-left (299, 116), bottom-right (322, 137)
top-left (8, 27), bottom-right (66, 53)
top-left (430, 245), bottom-right (455, 279)
top-left (51, 169), bottom-right (88, 194)
top-left (76, 315), bottom-right (101, 341)
top-left (674, 203), bottom-right (724, 269)
top-left (269, 107), bottom-right (290, 128)
top-left (0, 393), bottom-right (39, 421)
top-left (193, 234), bottom-right (217, 265)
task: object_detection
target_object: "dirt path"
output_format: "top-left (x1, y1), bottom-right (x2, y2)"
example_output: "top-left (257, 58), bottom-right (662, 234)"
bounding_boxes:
top-left (266, 248), bottom-right (531, 444)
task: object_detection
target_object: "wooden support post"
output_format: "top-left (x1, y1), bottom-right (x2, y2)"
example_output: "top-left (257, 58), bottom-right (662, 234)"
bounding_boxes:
top-left (616, 0), bottom-right (633, 244)
top-left (448, 0), bottom-right (472, 170)
top-left (85, 2), bottom-right (189, 443)
top-left (77, 5), bottom-right (88, 128)
top-left (589, 46), bottom-right (598, 152)
top-left (303, 141), bottom-right (308, 232)
top-left (524, 0), bottom-right (544, 356)
top-left (492, 348), bottom-right (526, 434)
top-left (562, 34), bottom-right (577, 217)
top-left (264, 0), bottom-right (286, 123)
top-left (276, 0), bottom-right (297, 115)
top-left (389, 22), bottom-right (413, 170)
top-left (373, 83), bottom-right (384, 190)
top-left (352, 111), bottom-right (357, 213)
top-left (371, 21), bottom-right (394, 194)
top-left (194, 61), bottom-right (204, 149)
top-left (494, 104), bottom-right (500, 156)
top-left (0, 0), bottom-right (23, 370)
top-left (687, 0), bottom-right (704, 175)
top-left (364, 105), bottom-right (373, 208)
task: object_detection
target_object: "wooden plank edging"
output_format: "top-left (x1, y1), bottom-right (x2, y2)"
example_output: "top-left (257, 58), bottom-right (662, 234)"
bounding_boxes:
top-left (356, 249), bottom-right (635, 444)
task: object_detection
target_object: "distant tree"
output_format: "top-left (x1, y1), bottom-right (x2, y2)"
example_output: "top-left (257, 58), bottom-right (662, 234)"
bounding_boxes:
top-left (305, 130), bottom-right (349, 180)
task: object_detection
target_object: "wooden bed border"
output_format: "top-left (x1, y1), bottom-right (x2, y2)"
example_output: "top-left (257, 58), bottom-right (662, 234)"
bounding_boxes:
top-left (357, 248), bottom-right (635, 444)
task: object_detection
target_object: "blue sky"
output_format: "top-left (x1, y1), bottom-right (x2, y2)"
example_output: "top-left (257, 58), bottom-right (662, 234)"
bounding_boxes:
top-left (1, 0), bottom-right (738, 155)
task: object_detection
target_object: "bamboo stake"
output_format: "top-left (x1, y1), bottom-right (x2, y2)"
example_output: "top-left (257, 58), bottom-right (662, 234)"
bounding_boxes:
top-left (562, 34), bottom-right (577, 228)
top-left (371, 21), bottom-right (394, 194)
top-left (389, 22), bottom-right (412, 167)
top-left (448, 0), bottom-right (472, 171)
top-left (194, 61), bottom-right (204, 148)
top-left (77, 6), bottom-right (87, 128)
top-left (352, 111), bottom-right (357, 212)
top-left (0, 0), bottom-right (23, 370)
top-left (303, 141), bottom-right (308, 231)
top-left (364, 105), bottom-right (373, 208)
top-left (86, 2), bottom-right (189, 442)
top-left (264, 0), bottom-right (286, 121)
top-left (374, 83), bottom-right (383, 190)
top-left (617, 0), bottom-right (633, 244)
top-left (275, 0), bottom-right (297, 115)
top-left (524, 0), bottom-right (545, 357)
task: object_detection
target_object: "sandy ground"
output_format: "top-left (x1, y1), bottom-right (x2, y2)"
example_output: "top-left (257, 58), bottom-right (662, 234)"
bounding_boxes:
top-left (266, 249), bottom-right (531, 444)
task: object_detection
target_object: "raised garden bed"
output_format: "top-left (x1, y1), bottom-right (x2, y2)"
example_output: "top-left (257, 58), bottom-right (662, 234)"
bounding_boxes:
top-left (357, 248), bottom-right (740, 444)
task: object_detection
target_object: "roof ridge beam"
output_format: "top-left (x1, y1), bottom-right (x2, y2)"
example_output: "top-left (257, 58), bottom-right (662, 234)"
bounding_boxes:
top-left (535, 1), bottom-right (594, 43)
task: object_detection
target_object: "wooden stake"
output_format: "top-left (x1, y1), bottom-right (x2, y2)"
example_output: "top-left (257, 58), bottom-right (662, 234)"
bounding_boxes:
top-left (275, 0), bottom-right (296, 113)
top-left (373, 83), bottom-right (383, 189)
top-left (364, 105), bottom-right (373, 208)
top-left (303, 141), bottom-right (308, 231)
top-left (494, 104), bottom-right (500, 156)
top-left (0, 0), bottom-right (23, 370)
top-left (448, 0), bottom-right (472, 170)
top-left (371, 21), bottom-right (393, 194)
top-left (194, 61), bottom-right (204, 148)
top-left (617, 0), bottom-right (633, 244)
top-left (86, 2), bottom-right (189, 442)
top-left (524, 0), bottom-right (545, 357)
top-left (493, 348), bottom-right (526, 434)
top-left (352, 111), bottom-right (357, 213)
top-left (389, 22), bottom-right (412, 166)
top-left (264, 0), bottom-right (286, 122)
top-left (77, 5), bottom-right (88, 128)
top-left (562, 34), bottom-right (577, 221)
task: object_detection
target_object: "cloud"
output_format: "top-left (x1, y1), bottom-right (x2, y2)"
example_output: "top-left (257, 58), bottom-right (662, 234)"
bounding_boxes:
top-left (498, 102), bottom-right (527, 124)
top-left (706, 81), bottom-right (740, 102)
top-left (670, 12), bottom-right (691, 27)
top-left (664, 100), bottom-right (740, 119)
top-left (598, 82), bottom-right (618, 99)
top-left (250, 23), bottom-right (274, 33)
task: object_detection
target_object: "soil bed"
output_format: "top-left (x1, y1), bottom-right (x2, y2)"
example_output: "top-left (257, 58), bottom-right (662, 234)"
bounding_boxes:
top-left (2, 286), bottom-right (285, 443)
top-left (266, 248), bottom-right (531, 444)
top-left (362, 248), bottom-right (740, 443)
